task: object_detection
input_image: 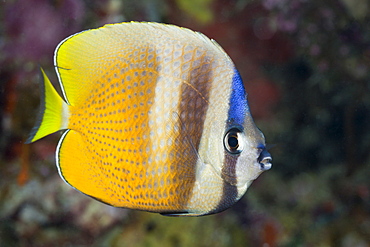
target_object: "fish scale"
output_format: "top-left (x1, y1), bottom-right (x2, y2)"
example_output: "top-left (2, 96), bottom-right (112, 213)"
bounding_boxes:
top-left (69, 42), bottom-right (201, 211)
top-left (70, 63), bottom-right (186, 211)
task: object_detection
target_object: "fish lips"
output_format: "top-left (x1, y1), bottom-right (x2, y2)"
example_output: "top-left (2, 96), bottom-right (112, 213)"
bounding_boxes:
top-left (258, 149), bottom-right (272, 171)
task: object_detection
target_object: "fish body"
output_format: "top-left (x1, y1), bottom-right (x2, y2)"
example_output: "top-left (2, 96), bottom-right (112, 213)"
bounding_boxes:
top-left (27, 22), bottom-right (272, 216)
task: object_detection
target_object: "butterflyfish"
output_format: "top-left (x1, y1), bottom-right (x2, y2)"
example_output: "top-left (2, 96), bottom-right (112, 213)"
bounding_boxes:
top-left (26, 22), bottom-right (272, 216)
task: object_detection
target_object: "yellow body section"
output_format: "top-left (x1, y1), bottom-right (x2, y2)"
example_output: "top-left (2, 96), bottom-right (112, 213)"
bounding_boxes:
top-left (62, 65), bottom-right (195, 211)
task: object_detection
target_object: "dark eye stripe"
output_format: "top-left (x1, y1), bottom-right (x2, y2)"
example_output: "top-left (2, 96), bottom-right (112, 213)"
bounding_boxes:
top-left (209, 151), bottom-right (238, 214)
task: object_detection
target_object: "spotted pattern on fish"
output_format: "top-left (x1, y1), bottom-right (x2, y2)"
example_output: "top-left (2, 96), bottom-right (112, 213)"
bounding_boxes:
top-left (26, 22), bottom-right (272, 216)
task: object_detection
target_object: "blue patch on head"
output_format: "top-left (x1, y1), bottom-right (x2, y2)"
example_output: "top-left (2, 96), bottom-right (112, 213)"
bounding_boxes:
top-left (227, 69), bottom-right (249, 125)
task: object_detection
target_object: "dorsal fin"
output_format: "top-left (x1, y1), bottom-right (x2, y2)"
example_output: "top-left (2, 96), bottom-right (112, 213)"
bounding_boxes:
top-left (53, 22), bottom-right (232, 106)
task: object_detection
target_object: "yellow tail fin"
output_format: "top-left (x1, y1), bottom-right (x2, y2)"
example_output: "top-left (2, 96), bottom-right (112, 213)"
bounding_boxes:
top-left (25, 68), bottom-right (70, 144)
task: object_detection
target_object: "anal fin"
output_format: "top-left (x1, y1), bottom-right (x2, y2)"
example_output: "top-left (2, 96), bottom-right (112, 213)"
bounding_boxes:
top-left (56, 129), bottom-right (107, 203)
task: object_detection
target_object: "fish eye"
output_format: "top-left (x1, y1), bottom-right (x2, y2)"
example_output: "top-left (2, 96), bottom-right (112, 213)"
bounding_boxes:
top-left (224, 128), bottom-right (244, 154)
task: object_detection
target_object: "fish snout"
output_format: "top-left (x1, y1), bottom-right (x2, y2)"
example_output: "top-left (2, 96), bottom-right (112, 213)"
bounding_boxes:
top-left (258, 149), bottom-right (272, 171)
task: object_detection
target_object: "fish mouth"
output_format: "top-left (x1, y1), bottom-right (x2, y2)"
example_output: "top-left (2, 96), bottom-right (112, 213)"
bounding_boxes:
top-left (258, 149), bottom-right (272, 171)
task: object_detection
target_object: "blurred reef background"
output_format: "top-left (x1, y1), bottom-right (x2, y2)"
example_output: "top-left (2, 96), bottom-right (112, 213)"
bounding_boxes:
top-left (0, 0), bottom-right (369, 246)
